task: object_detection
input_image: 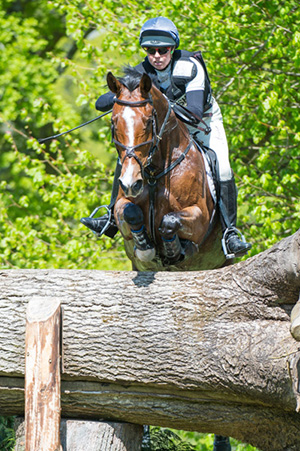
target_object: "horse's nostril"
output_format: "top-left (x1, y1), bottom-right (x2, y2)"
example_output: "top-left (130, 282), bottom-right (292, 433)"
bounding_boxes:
top-left (119, 179), bottom-right (128, 194)
top-left (132, 180), bottom-right (143, 193)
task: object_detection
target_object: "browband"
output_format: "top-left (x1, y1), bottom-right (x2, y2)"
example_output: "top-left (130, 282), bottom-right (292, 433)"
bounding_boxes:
top-left (114, 97), bottom-right (152, 107)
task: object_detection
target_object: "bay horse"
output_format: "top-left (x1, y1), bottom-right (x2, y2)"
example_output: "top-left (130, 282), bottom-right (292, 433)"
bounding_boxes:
top-left (107, 68), bottom-right (228, 271)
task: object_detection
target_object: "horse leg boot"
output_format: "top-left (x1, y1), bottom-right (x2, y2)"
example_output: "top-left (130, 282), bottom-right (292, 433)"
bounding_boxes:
top-left (159, 213), bottom-right (184, 264)
top-left (219, 174), bottom-right (252, 259)
top-left (123, 204), bottom-right (155, 262)
top-left (80, 159), bottom-right (121, 237)
top-left (213, 435), bottom-right (231, 451)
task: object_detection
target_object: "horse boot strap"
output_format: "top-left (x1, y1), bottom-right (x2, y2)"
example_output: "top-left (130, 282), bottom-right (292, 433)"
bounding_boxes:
top-left (131, 226), bottom-right (155, 262)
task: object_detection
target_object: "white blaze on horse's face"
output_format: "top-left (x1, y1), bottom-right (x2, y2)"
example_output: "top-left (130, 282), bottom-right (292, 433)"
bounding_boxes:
top-left (119, 106), bottom-right (144, 198)
top-left (123, 106), bottom-right (135, 146)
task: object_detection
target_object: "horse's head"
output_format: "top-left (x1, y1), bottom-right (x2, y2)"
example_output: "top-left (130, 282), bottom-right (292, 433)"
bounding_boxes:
top-left (108, 70), bottom-right (159, 199)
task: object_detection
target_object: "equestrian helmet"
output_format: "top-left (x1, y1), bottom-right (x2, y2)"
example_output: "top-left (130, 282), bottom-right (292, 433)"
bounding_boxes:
top-left (139, 17), bottom-right (180, 48)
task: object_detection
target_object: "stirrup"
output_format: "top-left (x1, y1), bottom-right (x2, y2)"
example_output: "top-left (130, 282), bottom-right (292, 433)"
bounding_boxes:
top-left (221, 226), bottom-right (247, 260)
top-left (88, 205), bottom-right (112, 237)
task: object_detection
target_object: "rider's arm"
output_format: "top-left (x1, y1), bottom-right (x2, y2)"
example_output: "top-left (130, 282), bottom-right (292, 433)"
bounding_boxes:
top-left (185, 57), bottom-right (206, 119)
top-left (95, 91), bottom-right (115, 111)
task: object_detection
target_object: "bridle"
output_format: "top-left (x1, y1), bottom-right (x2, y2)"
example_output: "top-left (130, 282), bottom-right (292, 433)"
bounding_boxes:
top-left (111, 95), bottom-right (172, 175)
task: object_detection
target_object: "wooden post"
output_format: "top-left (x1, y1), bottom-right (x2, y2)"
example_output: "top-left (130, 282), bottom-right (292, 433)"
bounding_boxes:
top-left (25, 296), bottom-right (62, 451)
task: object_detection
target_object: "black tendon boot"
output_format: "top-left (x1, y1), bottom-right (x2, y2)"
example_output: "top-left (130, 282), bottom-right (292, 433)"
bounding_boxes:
top-left (213, 435), bottom-right (231, 451)
top-left (80, 160), bottom-right (121, 238)
top-left (219, 175), bottom-right (252, 259)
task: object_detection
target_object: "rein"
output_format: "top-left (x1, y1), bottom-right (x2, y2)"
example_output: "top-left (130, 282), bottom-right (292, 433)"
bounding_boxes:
top-left (145, 140), bottom-right (193, 243)
top-left (38, 110), bottom-right (112, 144)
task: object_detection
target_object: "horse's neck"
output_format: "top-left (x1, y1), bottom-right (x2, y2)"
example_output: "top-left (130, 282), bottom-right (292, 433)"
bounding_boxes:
top-left (153, 93), bottom-right (188, 165)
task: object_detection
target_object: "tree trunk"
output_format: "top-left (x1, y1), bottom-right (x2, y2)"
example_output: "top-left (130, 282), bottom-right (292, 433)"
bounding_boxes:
top-left (1, 230), bottom-right (300, 450)
top-left (14, 418), bottom-right (143, 451)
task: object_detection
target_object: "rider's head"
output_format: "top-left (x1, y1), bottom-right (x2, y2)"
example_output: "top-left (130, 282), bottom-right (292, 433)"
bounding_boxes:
top-left (139, 17), bottom-right (179, 71)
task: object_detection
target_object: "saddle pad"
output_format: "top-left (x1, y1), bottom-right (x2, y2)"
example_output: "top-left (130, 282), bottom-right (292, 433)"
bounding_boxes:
top-left (194, 141), bottom-right (217, 204)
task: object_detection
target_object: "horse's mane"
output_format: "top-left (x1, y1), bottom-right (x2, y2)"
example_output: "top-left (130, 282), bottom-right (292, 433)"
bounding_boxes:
top-left (119, 65), bottom-right (157, 92)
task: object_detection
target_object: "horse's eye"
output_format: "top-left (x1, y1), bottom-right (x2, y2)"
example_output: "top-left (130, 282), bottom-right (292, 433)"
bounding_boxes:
top-left (142, 116), bottom-right (152, 130)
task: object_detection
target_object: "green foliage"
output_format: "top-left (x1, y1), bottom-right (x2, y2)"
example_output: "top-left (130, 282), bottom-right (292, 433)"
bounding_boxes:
top-left (0, 417), bottom-right (15, 451)
top-left (143, 428), bottom-right (260, 450)
top-left (143, 427), bottom-right (196, 450)
top-left (174, 431), bottom-right (259, 451)
top-left (0, 0), bottom-right (299, 270)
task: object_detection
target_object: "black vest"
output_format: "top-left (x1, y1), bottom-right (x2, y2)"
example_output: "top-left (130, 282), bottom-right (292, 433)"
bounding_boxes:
top-left (134, 49), bottom-right (212, 108)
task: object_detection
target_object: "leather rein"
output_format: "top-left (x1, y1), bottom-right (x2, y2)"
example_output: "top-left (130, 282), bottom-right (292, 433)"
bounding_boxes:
top-left (111, 95), bottom-right (192, 243)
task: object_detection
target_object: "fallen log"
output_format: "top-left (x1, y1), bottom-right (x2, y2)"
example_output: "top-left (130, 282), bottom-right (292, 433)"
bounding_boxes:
top-left (1, 230), bottom-right (300, 450)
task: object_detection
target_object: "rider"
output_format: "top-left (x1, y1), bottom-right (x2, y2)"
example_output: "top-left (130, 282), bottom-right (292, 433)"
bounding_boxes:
top-left (81, 17), bottom-right (251, 259)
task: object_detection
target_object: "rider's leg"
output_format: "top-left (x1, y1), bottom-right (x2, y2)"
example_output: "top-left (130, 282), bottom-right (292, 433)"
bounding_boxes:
top-left (80, 159), bottom-right (121, 237)
top-left (193, 112), bottom-right (251, 258)
top-left (219, 173), bottom-right (251, 258)
top-left (210, 123), bottom-right (251, 258)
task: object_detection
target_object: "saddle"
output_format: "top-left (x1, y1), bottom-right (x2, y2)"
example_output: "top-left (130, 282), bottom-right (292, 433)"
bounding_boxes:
top-left (193, 139), bottom-right (220, 205)
top-left (171, 102), bottom-right (219, 198)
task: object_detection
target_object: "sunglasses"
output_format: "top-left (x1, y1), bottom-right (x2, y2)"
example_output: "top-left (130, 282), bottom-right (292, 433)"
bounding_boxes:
top-left (144, 47), bottom-right (171, 55)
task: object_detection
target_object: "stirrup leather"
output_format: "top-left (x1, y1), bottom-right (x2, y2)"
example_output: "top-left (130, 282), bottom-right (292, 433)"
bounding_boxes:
top-left (88, 205), bottom-right (112, 237)
top-left (221, 226), bottom-right (247, 260)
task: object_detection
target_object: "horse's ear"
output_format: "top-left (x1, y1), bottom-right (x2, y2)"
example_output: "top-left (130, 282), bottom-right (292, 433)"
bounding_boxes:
top-left (107, 72), bottom-right (121, 95)
top-left (140, 73), bottom-right (152, 98)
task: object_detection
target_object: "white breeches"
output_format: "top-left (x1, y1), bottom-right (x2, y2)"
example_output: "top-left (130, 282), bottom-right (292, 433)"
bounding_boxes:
top-left (188, 97), bottom-right (232, 181)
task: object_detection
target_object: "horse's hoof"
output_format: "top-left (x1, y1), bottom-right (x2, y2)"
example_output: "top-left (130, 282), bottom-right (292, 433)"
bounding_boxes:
top-left (135, 247), bottom-right (156, 262)
top-left (162, 252), bottom-right (185, 267)
top-left (181, 239), bottom-right (198, 258)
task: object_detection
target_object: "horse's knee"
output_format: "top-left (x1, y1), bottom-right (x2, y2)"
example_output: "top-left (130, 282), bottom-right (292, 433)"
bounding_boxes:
top-left (123, 203), bottom-right (144, 230)
top-left (159, 213), bottom-right (181, 240)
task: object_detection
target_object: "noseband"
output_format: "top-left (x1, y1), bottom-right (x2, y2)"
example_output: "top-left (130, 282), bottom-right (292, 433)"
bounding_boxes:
top-left (111, 95), bottom-right (172, 173)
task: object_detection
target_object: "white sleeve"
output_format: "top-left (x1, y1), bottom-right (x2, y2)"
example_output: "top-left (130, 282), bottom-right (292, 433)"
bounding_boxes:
top-left (185, 57), bottom-right (205, 93)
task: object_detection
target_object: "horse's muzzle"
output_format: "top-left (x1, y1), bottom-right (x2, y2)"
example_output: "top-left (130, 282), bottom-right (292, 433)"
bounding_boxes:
top-left (119, 178), bottom-right (144, 198)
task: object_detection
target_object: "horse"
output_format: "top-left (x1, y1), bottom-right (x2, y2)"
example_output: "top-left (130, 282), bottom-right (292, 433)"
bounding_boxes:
top-left (107, 68), bottom-right (229, 272)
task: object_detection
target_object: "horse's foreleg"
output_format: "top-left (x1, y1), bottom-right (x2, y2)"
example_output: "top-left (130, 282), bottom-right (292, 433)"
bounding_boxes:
top-left (158, 213), bottom-right (184, 263)
top-left (159, 206), bottom-right (206, 263)
top-left (122, 203), bottom-right (155, 262)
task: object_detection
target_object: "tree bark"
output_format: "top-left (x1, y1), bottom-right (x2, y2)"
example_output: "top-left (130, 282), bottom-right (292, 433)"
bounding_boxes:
top-left (14, 418), bottom-right (143, 451)
top-left (1, 230), bottom-right (300, 450)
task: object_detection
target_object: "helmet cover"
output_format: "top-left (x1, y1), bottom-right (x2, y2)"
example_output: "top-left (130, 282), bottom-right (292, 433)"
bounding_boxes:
top-left (139, 17), bottom-right (180, 48)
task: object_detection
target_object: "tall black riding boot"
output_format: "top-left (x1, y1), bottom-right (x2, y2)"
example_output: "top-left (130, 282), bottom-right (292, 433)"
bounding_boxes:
top-left (219, 175), bottom-right (252, 259)
top-left (80, 160), bottom-right (121, 238)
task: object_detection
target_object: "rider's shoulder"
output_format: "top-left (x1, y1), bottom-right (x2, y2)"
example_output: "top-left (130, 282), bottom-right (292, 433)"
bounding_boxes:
top-left (172, 49), bottom-right (198, 80)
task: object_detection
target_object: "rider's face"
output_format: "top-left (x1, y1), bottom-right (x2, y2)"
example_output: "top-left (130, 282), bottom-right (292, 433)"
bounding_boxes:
top-left (146, 47), bottom-right (173, 71)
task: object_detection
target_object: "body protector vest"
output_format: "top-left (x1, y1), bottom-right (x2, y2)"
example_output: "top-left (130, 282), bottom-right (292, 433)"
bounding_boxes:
top-left (135, 49), bottom-right (212, 110)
